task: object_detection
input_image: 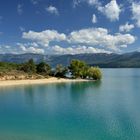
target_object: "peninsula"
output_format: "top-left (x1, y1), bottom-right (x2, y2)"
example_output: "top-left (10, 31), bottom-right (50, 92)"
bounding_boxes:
top-left (0, 59), bottom-right (102, 86)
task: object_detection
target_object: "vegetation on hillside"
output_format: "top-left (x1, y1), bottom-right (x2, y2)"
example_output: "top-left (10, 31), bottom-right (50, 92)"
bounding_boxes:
top-left (0, 59), bottom-right (102, 80)
top-left (0, 62), bottom-right (18, 72)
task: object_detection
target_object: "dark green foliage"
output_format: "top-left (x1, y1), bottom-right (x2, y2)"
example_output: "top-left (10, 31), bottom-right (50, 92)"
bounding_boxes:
top-left (68, 60), bottom-right (102, 80)
top-left (0, 62), bottom-right (18, 72)
top-left (20, 59), bottom-right (36, 74)
top-left (36, 62), bottom-right (51, 75)
top-left (54, 64), bottom-right (67, 78)
top-left (0, 58), bottom-right (102, 80)
top-left (69, 60), bottom-right (88, 78)
top-left (87, 67), bottom-right (102, 80)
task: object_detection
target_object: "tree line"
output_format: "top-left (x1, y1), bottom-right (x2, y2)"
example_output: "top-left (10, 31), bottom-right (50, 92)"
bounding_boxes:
top-left (0, 59), bottom-right (102, 80)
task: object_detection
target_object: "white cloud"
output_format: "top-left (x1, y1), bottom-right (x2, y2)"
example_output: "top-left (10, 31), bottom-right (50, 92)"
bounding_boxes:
top-left (92, 14), bottom-right (97, 23)
top-left (22, 28), bottom-right (136, 54)
top-left (98, 0), bottom-right (121, 21)
top-left (119, 22), bottom-right (134, 32)
top-left (87, 0), bottom-right (100, 6)
top-left (46, 6), bottom-right (59, 15)
top-left (17, 42), bottom-right (39, 48)
top-left (20, 46), bottom-right (44, 54)
top-left (19, 26), bottom-right (25, 32)
top-left (68, 28), bottom-right (135, 51)
top-left (22, 30), bottom-right (66, 47)
top-left (0, 45), bottom-right (18, 54)
top-left (31, 0), bottom-right (39, 5)
top-left (73, 0), bottom-right (81, 8)
top-left (73, 0), bottom-right (121, 22)
top-left (4, 45), bottom-right (11, 49)
top-left (0, 43), bottom-right (44, 54)
top-left (52, 45), bottom-right (111, 55)
top-left (17, 4), bottom-right (23, 15)
top-left (17, 43), bottom-right (44, 54)
top-left (131, 2), bottom-right (140, 27)
top-left (73, 0), bottom-right (100, 7)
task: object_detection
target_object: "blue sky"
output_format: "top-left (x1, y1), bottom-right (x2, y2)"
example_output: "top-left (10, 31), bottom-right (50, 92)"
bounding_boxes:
top-left (0, 0), bottom-right (140, 54)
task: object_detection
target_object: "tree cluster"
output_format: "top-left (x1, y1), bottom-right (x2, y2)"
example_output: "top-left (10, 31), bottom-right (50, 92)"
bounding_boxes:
top-left (0, 59), bottom-right (102, 80)
top-left (69, 60), bottom-right (102, 80)
top-left (19, 59), bottom-right (67, 77)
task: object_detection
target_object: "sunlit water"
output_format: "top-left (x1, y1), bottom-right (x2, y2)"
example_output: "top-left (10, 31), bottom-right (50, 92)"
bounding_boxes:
top-left (0, 69), bottom-right (140, 140)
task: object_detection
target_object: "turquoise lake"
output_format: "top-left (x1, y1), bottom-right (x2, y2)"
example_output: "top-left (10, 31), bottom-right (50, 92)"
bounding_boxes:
top-left (0, 69), bottom-right (140, 140)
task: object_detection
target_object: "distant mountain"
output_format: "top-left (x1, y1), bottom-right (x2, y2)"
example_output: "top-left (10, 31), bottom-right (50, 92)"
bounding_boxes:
top-left (0, 52), bottom-right (140, 68)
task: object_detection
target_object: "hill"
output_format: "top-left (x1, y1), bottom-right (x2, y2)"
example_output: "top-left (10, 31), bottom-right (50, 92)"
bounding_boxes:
top-left (0, 52), bottom-right (140, 68)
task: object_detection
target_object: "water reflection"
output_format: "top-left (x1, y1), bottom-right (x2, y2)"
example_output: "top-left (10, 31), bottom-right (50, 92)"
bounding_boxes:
top-left (68, 81), bottom-right (101, 101)
top-left (0, 69), bottom-right (140, 140)
top-left (54, 81), bottom-right (102, 93)
top-left (20, 81), bottom-right (102, 111)
top-left (69, 81), bottom-right (101, 92)
top-left (24, 86), bottom-right (35, 105)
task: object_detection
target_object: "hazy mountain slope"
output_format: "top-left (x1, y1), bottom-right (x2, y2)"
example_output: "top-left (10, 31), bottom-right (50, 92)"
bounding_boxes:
top-left (0, 52), bottom-right (140, 68)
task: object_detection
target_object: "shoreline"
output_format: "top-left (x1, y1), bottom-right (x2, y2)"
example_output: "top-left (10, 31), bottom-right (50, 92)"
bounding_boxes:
top-left (0, 77), bottom-right (92, 87)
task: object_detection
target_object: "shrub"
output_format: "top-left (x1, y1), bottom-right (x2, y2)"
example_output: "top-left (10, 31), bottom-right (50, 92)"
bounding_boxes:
top-left (54, 64), bottom-right (67, 78)
top-left (87, 67), bottom-right (102, 80)
top-left (69, 60), bottom-right (88, 78)
top-left (20, 59), bottom-right (36, 74)
top-left (36, 62), bottom-right (51, 75)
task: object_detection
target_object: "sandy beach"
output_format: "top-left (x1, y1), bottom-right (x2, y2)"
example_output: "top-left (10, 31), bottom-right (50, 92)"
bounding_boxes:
top-left (0, 77), bottom-right (91, 87)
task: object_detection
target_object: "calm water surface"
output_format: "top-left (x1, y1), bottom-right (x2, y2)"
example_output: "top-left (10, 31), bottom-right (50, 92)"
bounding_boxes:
top-left (0, 69), bottom-right (140, 140)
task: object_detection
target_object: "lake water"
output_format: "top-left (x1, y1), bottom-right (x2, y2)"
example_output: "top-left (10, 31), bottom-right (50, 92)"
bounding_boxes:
top-left (0, 69), bottom-right (140, 140)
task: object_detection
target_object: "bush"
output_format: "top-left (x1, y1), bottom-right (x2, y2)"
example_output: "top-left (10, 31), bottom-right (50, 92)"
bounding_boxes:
top-left (54, 64), bottom-right (67, 78)
top-left (87, 67), bottom-right (102, 80)
top-left (36, 62), bottom-right (51, 75)
top-left (20, 59), bottom-right (36, 74)
top-left (0, 62), bottom-right (18, 72)
top-left (69, 60), bottom-right (88, 78)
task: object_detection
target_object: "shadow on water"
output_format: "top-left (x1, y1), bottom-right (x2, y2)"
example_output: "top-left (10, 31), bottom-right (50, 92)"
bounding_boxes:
top-left (55, 80), bottom-right (102, 92)
top-left (21, 81), bottom-right (102, 107)
top-left (23, 84), bottom-right (51, 108)
top-left (51, 81), bottom-right (102, 102)
top-left (69, 81), bottom-right (102, 101)
top-left (69, 81), bottom-right (101, 93)
top-left (23, 86), bottom-right (35, 106)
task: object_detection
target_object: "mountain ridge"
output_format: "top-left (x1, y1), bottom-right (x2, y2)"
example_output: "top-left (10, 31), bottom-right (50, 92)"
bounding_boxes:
top-left (0, 52), bottom-right (140, 68)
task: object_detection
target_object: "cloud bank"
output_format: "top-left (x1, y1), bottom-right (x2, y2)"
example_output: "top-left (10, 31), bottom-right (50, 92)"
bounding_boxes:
top-left (132, 2), bottom-right (140, 27)
top-left (21, 27), bottom-right (136, 54)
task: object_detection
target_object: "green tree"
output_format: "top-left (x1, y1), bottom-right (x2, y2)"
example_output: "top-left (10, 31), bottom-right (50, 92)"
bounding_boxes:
top-left (0, 62), bottom-right (18, 72)
top-left (54, 64), bottom-right (67, 78)
top-left (36, 62), bottom-right (51, 75)
top-left (69, 60), bottom-right (88, 78)
top-left (20, 59), bottom-right (36, 74)
top-left (87, 67), bottom-right (102, 80)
